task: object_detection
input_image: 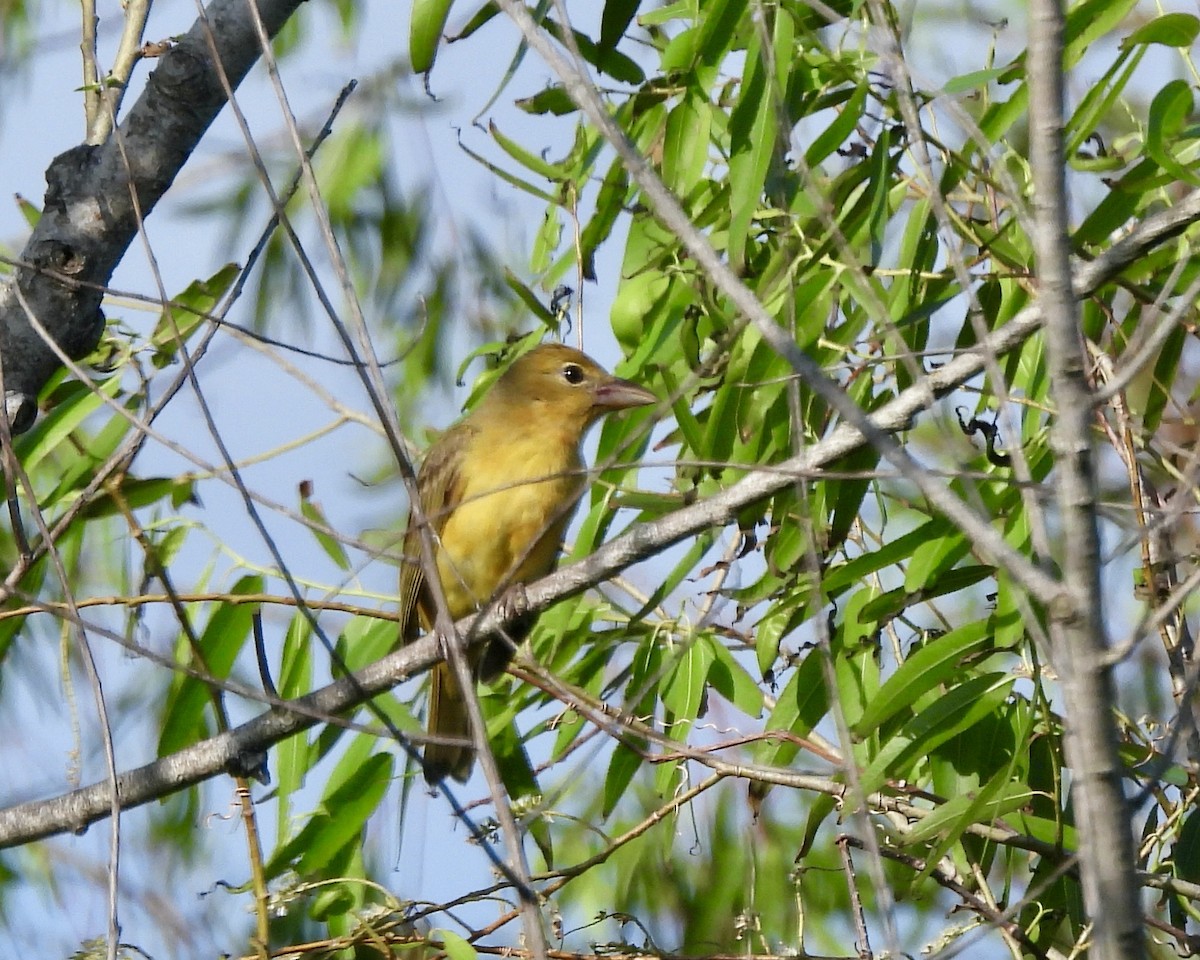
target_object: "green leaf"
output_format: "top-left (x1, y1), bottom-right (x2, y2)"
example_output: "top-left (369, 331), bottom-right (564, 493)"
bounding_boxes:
top-left (943, 67), bottom-right (1011, 95)
top-left (904, 527), bottom-right (971, 592)
top-left (726, 13), bottom-right (790, 269)
top-left (296, 751), bottom-right (393, 875)
top-left (37, 391), bottom-right (138, 506)
top-left (1014, 810), bottom-right (1077, 850)
top-left (661, 638), bottom-right (713, 736)
top-left (299, 486), bottom-right (351, 571)
top-left (577, 159), bottom-right (629, 279)
top-left (458, 135), bottom-right (559, 204)
top-left (410, 0), bottom-right (455, 73)
top-left (1065, 48), bottom-right (1140, 156)
top-left (275, 617), bottom-right (313, 845)
top-left (1145, 325), bottom-right (1186, 433)
top-left (530, 205), bottom-right (563, 274)
top-left (16, 194), bottom-right (40, 227)
top-left (864, 124), bottom-right (894, 255)
top-left (541, 16), bottom-right (646, 83)
top-left (631, 532), bottom-right (713, 623)
top-left (603, 740), bottom-right (644, 817)
top-left (1176, 811), bottom-right (1200, 883)
top-left (697, 0), bottom-right (747, 68)
top-left (1064, 0), bottom-right (1139, 67)
top-left (796, 791), bottom-right (837, 860)
top-left (515, 85), bottom-right (578, 116)
top-left (857, 565), bottom-right (993, 623)
top-left (1146, 79), bottom-right (1200, 186)
top-left (706, 637), bottom-right (764, 717)
top-left (490, 120), bottom-right (566, 181)
top-left (1122, 12), bottom-right (1200, 48)
top-left (141, 525), bottom-right (190, 583)
top-left (16, 376), bottom-right (122, 475)
top-left (829, 444), bottom-right (878, 550)
top-left (502, 269), bottom-right (559, 327)
top-left (662, 88), bottom-right (712, 196)
top-left (158, 576), bottom-right (265, 757)
top-left (858, 673), bottom-right (1015, 796)
top-left (437, 930), bottom-right (478, 960)
top-left (754, 648), bottom-right (828, 769)
top-left (640, 0), bottom-right (696, 27)
top-left (336, 614), bottom-right (399, 679)
top-left (754, 587), bottom-right (809, 676)
top-left (491, 717), bottom-right (553, 866)
top-left (267, 735), bottom-right (393, 878)
top-left (451, 0), bottom-right (548, 121)
top-left (822, 518), bottom-right (953, 594)
top-left (1122, 741), bottom-right (1190, 788)
top-left (446, 1), bottom-right (498, 42)
top-left (1073, 158), bottom-right (1160, 248)
top-left (310, 881), bottom-right (357, 921)
top-left (853, 621), bottom-right (992, 735)
top-left (79, 476), bottom-right (196, 519)
top-left (904, 778), bottom-right (1035, 846)
top-left (151, 264), bottom-right (238, 368)
top-left (599, 0), bottom-right (639, 57)
top-left (610, 214), bottom-right (683, 347)
top-left (317, 126), bottom-right (384, 218)
top-left (805, 83), bottom-right (865, 166)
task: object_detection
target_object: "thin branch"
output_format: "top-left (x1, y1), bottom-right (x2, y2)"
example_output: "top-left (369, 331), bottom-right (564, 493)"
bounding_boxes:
top-left (0, 185), bottom-right (1190, 848)
top-left (488, 0), bottom-right (1192, 617)
top-left (7, 286), bottom-right (124, 960)
top-left (840, 836), bottom-right (1051, 960)
top-left (0, 591), bottom-right (395, 623)
top-left (836, 836), bottom-right (873, 960)
top-left (85, 0), bottom-right (154, 144)
top-left (80, 0), bottom-right (101, 135)
top-left (0, 173), bottom-right (1196, 871)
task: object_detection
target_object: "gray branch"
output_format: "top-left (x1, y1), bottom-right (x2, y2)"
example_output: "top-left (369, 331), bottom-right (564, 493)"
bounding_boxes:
top-left (0, 189), bottom-right (1194, 849)
top-left (0, 631), bottom-right (442, 848)
top-left (0, 0), bottom-right (305, 432)
top-left (1029, 0), bottom-right (1145, 954)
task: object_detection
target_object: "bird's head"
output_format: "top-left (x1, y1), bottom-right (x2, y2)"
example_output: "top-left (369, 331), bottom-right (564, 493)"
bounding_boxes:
top-left (483, 343), bottom-right (656, 432)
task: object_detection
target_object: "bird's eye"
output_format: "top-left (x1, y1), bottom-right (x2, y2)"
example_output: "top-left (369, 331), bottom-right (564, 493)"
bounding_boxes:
top-left (562, 363), bottom-right (585, 385)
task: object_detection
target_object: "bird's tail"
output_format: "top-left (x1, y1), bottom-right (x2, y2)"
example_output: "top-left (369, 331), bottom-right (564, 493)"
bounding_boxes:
top-left (424, 662), bottom-right (474, 783)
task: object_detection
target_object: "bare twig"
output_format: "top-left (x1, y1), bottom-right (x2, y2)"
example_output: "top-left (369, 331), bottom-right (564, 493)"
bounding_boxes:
top-left (836, 836), bottom-right (873, 960)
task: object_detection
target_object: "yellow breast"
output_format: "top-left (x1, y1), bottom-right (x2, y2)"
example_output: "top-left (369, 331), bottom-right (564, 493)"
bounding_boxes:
top-left (435, 426), bottom-right (585, 618)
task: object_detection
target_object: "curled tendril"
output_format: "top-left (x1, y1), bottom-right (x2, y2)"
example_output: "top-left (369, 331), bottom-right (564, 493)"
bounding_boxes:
top-left (956, 406), bottom-right (1013, 467)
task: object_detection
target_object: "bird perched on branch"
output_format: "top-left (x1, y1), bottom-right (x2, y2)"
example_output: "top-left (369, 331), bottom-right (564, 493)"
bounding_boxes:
top-left (398, 342), bottom-right (656, 783)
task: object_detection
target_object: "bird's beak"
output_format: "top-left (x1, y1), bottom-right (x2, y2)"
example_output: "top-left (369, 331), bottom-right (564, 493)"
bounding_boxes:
top-left (593, 376), bottom-right (656, 411)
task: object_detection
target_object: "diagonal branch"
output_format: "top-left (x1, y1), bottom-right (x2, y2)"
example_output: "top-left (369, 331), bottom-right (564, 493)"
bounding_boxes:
top-left (0, 192), bottom-right (1193, 850)
top-left (0, 0), bottom-right (306, 432)
top-left (489, 0), bottom-right (1199, 618)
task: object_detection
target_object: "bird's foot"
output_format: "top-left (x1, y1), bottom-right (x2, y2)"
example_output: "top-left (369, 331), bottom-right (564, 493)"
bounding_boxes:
top-left (496, 582), bottom-right (531, 625)
top-left (478, 583), bottom-right (532, 681)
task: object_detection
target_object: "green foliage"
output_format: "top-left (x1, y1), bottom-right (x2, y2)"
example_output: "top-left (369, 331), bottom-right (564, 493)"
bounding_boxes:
top-left (380, 0), bottom-right (1200, 955)
top-left (7, 0), bottom-right (1200, 956)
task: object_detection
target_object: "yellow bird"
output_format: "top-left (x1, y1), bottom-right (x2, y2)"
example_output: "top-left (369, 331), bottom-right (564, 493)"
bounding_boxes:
top-left (399, 343), bottom-right (656, 783)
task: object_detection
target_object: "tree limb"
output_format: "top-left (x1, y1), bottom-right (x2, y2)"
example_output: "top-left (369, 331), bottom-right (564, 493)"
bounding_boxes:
top-left (0, 188), bottom-right (1194, 848)
top-left (0, 0), bottom-right (306, 432)
top-left (1029, 0), bottom-right (1145, 954)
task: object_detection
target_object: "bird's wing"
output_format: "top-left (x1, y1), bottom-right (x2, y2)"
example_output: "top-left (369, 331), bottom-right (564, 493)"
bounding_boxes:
top-left (398, 422), bottom-right (473, 642)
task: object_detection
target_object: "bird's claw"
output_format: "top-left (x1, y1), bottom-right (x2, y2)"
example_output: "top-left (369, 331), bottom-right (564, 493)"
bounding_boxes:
top-left (479, 584), bottom-right (532, 681)
top-left (497, 582), bottom-right (531, 624)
